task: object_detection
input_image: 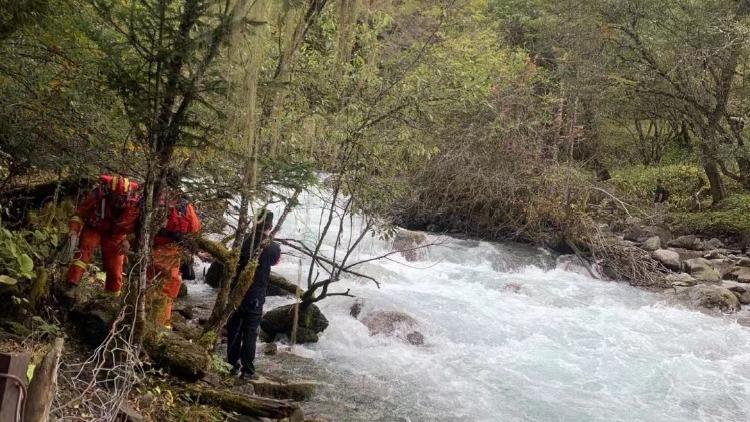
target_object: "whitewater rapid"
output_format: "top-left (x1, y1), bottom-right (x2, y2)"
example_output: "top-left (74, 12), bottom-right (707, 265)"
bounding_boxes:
top-left (191, 188), bottom-right (750, 421)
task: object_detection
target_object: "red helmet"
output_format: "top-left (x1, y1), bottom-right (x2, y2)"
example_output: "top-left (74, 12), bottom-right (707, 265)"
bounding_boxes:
top-left (100, 174), bottom-right (138, 196)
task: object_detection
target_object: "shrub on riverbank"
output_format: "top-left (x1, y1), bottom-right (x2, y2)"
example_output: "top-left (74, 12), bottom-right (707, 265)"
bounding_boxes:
top-left (670, 194), bottom-right (750, 237)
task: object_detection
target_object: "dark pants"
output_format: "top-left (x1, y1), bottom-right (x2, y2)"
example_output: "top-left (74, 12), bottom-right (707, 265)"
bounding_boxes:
top-left (226, 306), bottom-right (263, 375)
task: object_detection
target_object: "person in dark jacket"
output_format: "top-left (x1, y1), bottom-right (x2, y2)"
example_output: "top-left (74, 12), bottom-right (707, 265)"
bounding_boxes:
top-left (654, 179), bottom-right (669, 203)
top-left (226, 210), bottom-right (281, 379)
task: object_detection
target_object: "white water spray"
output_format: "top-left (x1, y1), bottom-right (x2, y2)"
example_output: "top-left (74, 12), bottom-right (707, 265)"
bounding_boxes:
top-left (192, 187), bottom-right (750, 421)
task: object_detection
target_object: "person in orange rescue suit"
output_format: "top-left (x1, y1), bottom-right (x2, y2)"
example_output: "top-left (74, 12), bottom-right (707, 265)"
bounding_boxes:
top-left (66, 175), bottom-right (140, 295)
top-left (149, 175), bottom-right (201, 328)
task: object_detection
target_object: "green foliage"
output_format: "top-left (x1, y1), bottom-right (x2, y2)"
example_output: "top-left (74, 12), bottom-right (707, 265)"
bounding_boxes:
top-left (672, 194), bottom-right (750, 236)
top-left (610, 164), bottom-right (741, 207)
top-left (209, 353), bottom-right (232, 376)
top-left (0, 225), bottom-right (38, 281)
top-left (0, 0), bottom-right (131, 179)
top-left (0, 204), bottom-right (60, 313)
top-left (31, 316), bottom-right (63, 339)
top-left (0, 0), bottom-right (49, 39)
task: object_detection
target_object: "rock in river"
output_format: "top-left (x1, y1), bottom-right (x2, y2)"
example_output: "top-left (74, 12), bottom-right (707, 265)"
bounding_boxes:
top-left (683, 258), bottom-right (721, 283)
top-left (651, 249), bottom-right (682, 272)
top-left (677, 284), bottom-right (741, 313)
top-left (642, 236), bottom-right (661, 252)
top-left (260, 303), bottom-right (329, 344)
top-left (361, 310), bottom-right (425, 346)
top-left (668, 235), bottom-right (704, 251)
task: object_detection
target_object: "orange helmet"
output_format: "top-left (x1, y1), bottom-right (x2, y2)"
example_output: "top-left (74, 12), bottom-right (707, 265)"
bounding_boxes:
top-left (100, 174), bottom-right (138, 196)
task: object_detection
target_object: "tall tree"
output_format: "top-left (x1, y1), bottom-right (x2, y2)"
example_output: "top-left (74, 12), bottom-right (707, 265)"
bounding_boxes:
top-left (600, 0), bottom-right (750, 202)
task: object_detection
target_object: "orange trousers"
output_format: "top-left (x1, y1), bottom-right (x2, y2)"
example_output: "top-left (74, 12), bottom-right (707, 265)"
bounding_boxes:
top-left (67, 228), bottom-right (125, 293)
top-left (148, 244), bottom-right (182, 326)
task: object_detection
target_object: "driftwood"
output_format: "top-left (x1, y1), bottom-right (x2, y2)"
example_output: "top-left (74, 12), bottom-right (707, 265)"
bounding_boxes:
top-left (182, 384), bottom-right (303, 421)
top-left (25, 337), bottom-right (64, 422)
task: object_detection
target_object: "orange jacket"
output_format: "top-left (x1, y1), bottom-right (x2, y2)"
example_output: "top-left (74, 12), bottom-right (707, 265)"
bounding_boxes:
top-left (69, 188), bottom-right (140, 242)
top-left (153, 197), bottom-right (201, 247)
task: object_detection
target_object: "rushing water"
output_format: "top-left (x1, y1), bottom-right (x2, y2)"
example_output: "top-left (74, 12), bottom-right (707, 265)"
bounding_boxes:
top-left (187, 188), bottom-right (750, 422)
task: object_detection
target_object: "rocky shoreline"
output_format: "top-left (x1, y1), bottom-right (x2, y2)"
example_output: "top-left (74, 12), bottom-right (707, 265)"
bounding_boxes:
top-left (558, 221), bottom-right (750, 322)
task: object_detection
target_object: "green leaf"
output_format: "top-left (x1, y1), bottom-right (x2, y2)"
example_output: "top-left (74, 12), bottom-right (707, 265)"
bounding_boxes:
top-left (18, 254), bottom-right (34, 276)
top-left (0, 275), bottom-right (18, 285)
top-left (26, 364), bottom-right (35, 382)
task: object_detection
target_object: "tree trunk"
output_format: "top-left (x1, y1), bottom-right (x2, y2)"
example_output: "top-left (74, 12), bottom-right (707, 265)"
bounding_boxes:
top-left (703, 158), bottom-right (726, 204)
top-left (738, 156), bottom-right (750, 190)
top-left (24, 338), bottom-right (64, 422)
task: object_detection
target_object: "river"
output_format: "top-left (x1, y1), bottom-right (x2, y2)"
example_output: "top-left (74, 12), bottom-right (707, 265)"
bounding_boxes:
top-left (186, 188), bottom-right (750, 422)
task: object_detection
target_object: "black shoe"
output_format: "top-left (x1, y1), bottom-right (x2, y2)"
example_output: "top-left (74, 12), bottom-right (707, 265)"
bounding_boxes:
top-left (229, 366), bottom-right (240, 376)
top-left (55, 282), bottom-right (78, 304)
top-left (239, 371), bottom-right (258, 381)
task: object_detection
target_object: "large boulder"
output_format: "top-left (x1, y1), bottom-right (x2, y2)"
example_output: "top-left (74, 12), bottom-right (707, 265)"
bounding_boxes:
top-left (70, 306), bottom-right (116, 348)
top-left (260, 304), bottom-right (329, 344)
top-left (738, 291), bottom-right (750, 305)
top-left (708, 259), bottom-right (734, 279)
top-left (143, 330), bottom-right (211, 380)
top-left (651, 249), bottom-right (682, 272)
top-left (683, 258), bottom-right (721, 283)
top-left (64, 284), bottom-right (120, 348)
top-left (704, 238), bottom-right (725, 250)
top-left (677, 285), bottom-right (741, 313)
top-left (668, 235), bottom-right (704, 251)
top-left (641, 225), bottom-right (672, 244)
top-left (360, 311), bottom-right (425, 346)
top-left (246, 375), bottom-right (317, 402)
top-left (392, 229), bottom-right (428, 262)
top-left (721, 281), bottom-right (750, 305)
top-left (725, 266), bottom-right (750, 283)
top-left (204, 261), bottom-right (225, 288)
top-left (642, 236), bottom-right (662, 252)
top-left (61, 283), bottom-right (210, 379)
top-left (664, 273), bottom-right (698, 287)
top-left (623, 225), bottom-right (645, 242)
top-left (703, 250), bottom-right (727, 260)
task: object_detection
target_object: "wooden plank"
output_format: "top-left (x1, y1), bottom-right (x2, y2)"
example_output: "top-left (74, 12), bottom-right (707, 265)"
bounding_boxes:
top-left (0, 352), bottom-right (30, 422)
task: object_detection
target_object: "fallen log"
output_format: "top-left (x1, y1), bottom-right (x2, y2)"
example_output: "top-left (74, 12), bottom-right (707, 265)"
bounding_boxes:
top-left (25, 337), bottom-right (64, 422)
top-left (182, 384), bottom-right (304, 421)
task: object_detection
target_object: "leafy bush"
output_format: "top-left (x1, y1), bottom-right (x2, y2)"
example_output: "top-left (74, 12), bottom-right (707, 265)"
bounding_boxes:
top-left (209, 354), bottom-right (233, 376)
top-left (610, 164), bottom-right (741, 207)
top-left (0, 208), bottom-right (60, 285)
top-left (0, 225), bottom-right (37, 283)
top-left (671, 194), bottom-right (750, 236)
